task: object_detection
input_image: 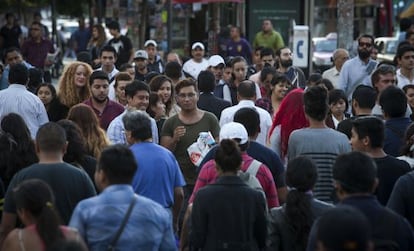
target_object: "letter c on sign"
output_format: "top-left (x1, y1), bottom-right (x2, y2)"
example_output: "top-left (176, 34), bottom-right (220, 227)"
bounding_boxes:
top-left (297, 40), bottom-right (304, 59)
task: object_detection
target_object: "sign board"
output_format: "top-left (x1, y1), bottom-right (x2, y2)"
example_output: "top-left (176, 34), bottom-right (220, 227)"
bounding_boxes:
top-left (292, 25), bottom-right (309, 68)
top-left (247, 0), bottom-right (302, 47)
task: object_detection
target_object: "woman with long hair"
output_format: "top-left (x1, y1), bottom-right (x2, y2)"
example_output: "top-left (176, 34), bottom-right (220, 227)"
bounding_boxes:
top-left (57, 119), bottom-right (97, 183)
top-left (146, 92), bottom-right (166, 137)
top-left (228, 56), bottom-right (248, 105)
top-left (191, 139), bottom-right (267, 251)
top-left (36, 83), bottom-right (69, 122)
top-left (1, 179), bottom-right (86, 251)
top-left (398, 122), bottom-right (414, 168)
top-left (268, 88), bottom-right (309, 163)
top-left (149, 75), bottom-right (180, 117)
top-left (57, 61), bottom-right (92, 109)
top-left (267, 156), bottom-right (333, 251)
top-left (67, 104), bottom-right (109, 158)
top-left (255, 72), bottom-right (292, 116)
top-left (0, 113), bottom-right (38, 189)
top-left (88, 24), bottom-right (107, 69)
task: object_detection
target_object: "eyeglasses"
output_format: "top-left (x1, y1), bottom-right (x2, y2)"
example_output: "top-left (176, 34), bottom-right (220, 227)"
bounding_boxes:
top-left (177, 93), bottom-right (197, 99)
top-left (358, 42), bottom-right (372, 48)
top-left (31, 28), bottom-right (41, 31)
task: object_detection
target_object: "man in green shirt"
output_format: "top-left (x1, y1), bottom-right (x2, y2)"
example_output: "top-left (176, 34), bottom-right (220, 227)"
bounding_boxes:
top-left (253, 19), bottom-right (284, 53)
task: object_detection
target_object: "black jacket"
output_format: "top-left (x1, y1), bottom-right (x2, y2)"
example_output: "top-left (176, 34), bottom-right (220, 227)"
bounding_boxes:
top-left (191, 175), bottom-right (267, 251)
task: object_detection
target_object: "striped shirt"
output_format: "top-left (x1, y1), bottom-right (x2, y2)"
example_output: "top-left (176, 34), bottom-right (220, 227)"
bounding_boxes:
top-left (288, 128), bottom-right (351, 203)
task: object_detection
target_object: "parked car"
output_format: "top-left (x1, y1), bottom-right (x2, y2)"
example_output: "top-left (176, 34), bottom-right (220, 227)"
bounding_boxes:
top-left (312, 33), bottom-right (337, 71)
top-left (374, 37), bottom-right (398, 63)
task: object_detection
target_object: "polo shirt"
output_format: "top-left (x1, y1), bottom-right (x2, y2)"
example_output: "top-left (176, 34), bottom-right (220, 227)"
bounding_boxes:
top-left (83, 98), bottom-right (124, 130)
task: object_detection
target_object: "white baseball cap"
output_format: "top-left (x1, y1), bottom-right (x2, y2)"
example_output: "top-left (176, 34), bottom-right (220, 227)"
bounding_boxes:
top-left (134, 50), bottom-right (148, 60)
top-left (191, 42), bottom-right (205, 50)
top-left (219, 122), bottom-right (248, 144)
top-left (208, 55), bottom-right (225, 67)
top-left (144, 39), bottom-right (157, 47)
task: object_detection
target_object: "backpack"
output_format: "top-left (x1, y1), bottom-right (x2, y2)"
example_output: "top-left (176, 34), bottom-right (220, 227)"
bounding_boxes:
top-left (238, 160), bottom-right (267, 210)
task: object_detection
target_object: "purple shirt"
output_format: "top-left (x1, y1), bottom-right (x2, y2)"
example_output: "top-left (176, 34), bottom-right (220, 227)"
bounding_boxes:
top-left (226, 38), bottom-right (253, 64)
top-left (84, 98), bottom-right (125, 131)
top-left (21, 38), bottom-right (54, 68)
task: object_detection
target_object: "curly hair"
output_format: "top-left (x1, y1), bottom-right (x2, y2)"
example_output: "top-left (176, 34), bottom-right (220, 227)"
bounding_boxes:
top-left (66, 104), bottom-right (109, 158)
top-left (58, 61), bottom-right (92, 108)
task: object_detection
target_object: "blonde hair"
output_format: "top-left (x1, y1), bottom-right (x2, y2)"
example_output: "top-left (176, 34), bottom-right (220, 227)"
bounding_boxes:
top-left (58, 61), bottom-right (92, 108)
top-left (66, 104), bottom-right (109, 158)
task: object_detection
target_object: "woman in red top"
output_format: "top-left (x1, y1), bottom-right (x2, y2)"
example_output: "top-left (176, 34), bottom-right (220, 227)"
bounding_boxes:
top-left (1, 179), bottom-right (86, 251)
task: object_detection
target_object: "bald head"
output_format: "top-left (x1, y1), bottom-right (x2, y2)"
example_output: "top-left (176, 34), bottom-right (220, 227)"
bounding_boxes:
top-left (332, 49), bottom-right (349, 71)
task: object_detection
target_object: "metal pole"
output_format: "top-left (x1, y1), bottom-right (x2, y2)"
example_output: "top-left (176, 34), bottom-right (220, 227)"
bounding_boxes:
top-left (337, 0), bottom-right (354, 52)
top-left (167, 0), bottom-right (173, 53)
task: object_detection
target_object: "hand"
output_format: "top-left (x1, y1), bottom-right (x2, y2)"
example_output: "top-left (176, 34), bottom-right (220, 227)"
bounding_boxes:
top-left (173, 126), bottom-right (186, 142)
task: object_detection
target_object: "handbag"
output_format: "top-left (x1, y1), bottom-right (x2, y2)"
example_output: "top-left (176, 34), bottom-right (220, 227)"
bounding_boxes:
top-left (107, 195), bottom-right (138, 251)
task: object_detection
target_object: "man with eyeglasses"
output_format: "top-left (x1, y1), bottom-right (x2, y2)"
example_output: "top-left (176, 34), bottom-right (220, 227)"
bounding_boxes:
top-left (21, 21), bottom-right (54, 83)
top-left (322, 48), bottom-right (349, 88)
top-left (339, 34), bottom-right (378, 102)
top-left (396, 45), bottom-right (414, 89)
top-left (161, 78), bottom-right (220, 232)
top-left (275, 46), bottom-right (306, 89)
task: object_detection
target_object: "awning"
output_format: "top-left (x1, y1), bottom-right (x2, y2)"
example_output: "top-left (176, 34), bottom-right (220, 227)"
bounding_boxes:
top-left (173, 0), bottom-right (242, 3)
top-left (400, 2), bottom-right (414, 18)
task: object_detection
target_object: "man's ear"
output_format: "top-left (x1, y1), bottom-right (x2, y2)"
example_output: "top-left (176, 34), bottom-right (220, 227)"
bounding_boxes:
top-left (362, 135), bottom-right (371, 147)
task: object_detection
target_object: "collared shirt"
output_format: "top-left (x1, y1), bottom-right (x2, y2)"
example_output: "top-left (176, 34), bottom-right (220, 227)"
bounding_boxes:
top-left (97, 67), bottom-right (119, 101)
top-left (322, 66), bottom-right (340, 88)
top-left (83, 98), bottom-right (124, 131)
top-left (220, 100), bottom-right (272, 145)
top-left (21, 38), bottom-right (54, 68)
top-left (106, 109), bottom-right (159, 144)
top-left (189, 152), bottom-right (279, 209)
top-left (338, 56), bottom-right (377, 101)
top-left (0, 84), bottom-right (49, 138)
top-left (397, 68), bottom-right (414, 89)
top-left (130, 142), bottom-right (186, 208)
top-left (69, 185), bottom-right (176, 251)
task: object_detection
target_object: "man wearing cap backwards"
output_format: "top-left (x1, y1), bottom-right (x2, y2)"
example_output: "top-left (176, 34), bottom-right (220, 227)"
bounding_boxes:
top-left (106, 20), bottom-right (134, 68)
top-left (182, 42), bottom-right (209, 79)
top-left (144, 39), bottom-right (164, 73)
top-left (133, 49), bottom-right (149, 81)
top-left (207, 54), bottom-right (232, 103)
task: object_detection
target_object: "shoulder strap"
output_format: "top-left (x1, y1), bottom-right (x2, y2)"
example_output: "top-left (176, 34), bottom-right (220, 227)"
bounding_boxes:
top-left (107, 196), bottom-right (137, 250)
top-left (246, 160), bottom-right (261, 177)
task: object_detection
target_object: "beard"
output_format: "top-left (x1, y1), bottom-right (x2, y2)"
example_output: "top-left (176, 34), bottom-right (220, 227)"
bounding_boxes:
top-left (358, 49), bottom-right (371, 59)
top-left (92, 95), bottom-right (108, 104)
top-left (280, 59), bottom-right (292, 68)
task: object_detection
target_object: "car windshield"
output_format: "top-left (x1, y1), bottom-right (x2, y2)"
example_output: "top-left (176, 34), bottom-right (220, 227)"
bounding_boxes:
top-left (385, 40), bottom-right (398, 54)
top-left (315, 39), bottom-right (337, 52)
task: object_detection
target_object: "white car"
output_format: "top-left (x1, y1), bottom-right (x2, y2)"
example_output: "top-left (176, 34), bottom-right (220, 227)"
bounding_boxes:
top-left (374, 37), bottom-right (398, 63)
top-left (312, 35), bottom-right (337, 71)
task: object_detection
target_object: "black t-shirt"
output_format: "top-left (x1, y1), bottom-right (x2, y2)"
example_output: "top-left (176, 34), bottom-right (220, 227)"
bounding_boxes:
top-left (374, 155), bottom-right (410, 205)
top-left (0, 25), bottom-right (22, 49)
top-left (108, 35), bottom-right (133, 69)
top-left (4, 162), bottom-right (96, 224)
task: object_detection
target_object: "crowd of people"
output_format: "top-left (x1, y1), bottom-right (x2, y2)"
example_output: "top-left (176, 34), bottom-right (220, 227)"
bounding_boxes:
top-left (1, 11), bottom-right (414, 251)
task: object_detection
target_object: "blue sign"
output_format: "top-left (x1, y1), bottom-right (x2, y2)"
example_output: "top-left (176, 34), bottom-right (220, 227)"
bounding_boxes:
top-left (297, 40), bottom-right (304, 58)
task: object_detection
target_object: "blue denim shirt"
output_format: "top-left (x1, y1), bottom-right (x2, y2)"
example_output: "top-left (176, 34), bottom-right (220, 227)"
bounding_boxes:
top-left (69, 185), bottom-right (177, 251)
